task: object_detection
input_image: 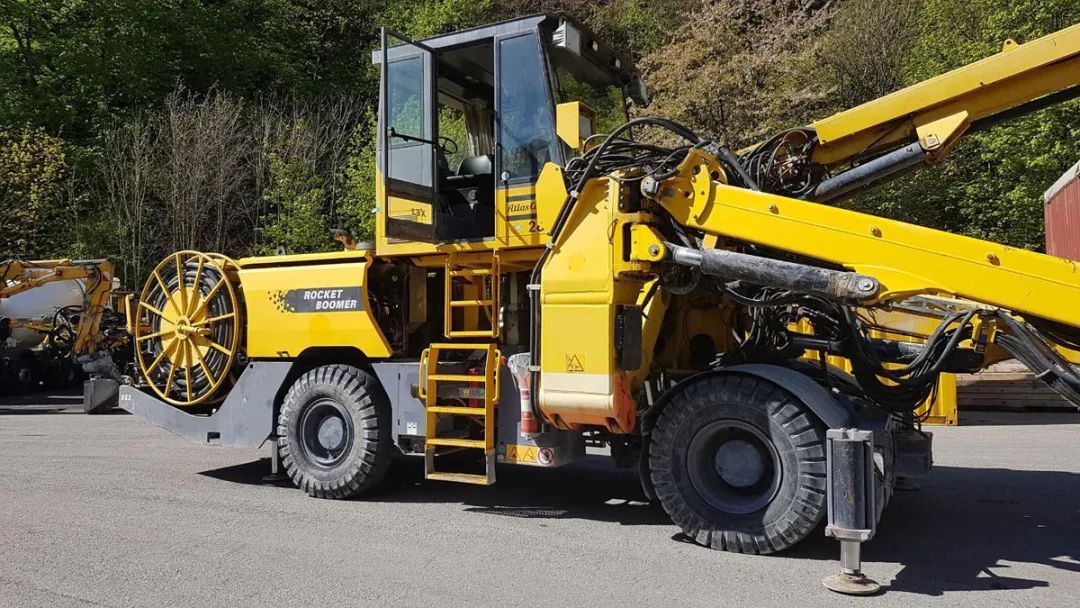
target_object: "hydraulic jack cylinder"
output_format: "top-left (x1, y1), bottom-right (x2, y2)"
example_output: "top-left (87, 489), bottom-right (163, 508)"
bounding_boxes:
top-left (823, 428), bottom-right (881, 595)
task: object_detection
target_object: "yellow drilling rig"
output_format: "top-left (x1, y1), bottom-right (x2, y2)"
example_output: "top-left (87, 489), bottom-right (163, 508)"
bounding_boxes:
top-left (1, 258), bottom-right (129, 411)
top-left (120, 14), bottom-right (1080, 594)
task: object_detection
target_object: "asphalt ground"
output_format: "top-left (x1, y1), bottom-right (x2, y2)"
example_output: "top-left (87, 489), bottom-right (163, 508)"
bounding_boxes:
top-left (1, 394), bottom-right (1078, 607)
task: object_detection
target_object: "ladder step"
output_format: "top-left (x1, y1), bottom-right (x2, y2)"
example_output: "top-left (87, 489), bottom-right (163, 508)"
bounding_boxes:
top-left (428, 374), bottom-right (480, 382)
top-left (450, 268), bottom-right (492, 277)
top-left (425, 471), bottom-right (494, 485)
top-left (447, 330), bottom-right (498, 338)
top-left (428, 405), bottom-right (488, 416)
top-left (450, 299), bottom-right (493, 307)
top-left (427, 437), bottom-right (486, 448)
top-left (428, 342), bottom-right (495, 351)
top-left (436, 385), bottom-right (485, 400)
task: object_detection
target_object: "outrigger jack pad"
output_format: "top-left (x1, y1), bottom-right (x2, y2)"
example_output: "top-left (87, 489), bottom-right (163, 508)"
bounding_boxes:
top-left (83, 378), bottom-right (119, 414)
top-left (823, 572), bottom-right (882, 596)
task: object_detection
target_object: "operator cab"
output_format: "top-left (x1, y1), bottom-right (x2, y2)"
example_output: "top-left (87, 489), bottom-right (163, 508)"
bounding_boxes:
top-left (374, 14), bottom-right (647, 246)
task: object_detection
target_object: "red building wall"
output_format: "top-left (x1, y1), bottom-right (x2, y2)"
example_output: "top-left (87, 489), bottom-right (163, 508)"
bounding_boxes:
top-left (1045, 160), bottom-right (1080, 262)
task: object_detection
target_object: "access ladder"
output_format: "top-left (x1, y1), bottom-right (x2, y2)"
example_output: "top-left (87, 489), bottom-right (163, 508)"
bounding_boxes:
top-left (444, 253), bottom-right (500, 339)
top-left (419, 342), bottom-right (501, 485)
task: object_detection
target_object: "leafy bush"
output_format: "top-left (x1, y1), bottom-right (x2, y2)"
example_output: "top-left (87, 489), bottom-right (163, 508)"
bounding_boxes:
top-left (259, 155), bottom-right (331, 255)
top-left (0, 127), bottom-right (68, 257)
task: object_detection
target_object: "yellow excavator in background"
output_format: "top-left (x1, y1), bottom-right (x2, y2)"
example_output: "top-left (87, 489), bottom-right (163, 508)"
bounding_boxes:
top-left (118, 14), bottom-right (1079, 594)
top-left (1, 258), bottom-right (129, 411)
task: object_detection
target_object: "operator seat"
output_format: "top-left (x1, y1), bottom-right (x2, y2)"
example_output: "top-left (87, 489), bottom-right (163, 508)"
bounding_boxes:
top-left (456, 154), bottom-right (493, 180)
top-left (440, 154), bottom-right (495, 240)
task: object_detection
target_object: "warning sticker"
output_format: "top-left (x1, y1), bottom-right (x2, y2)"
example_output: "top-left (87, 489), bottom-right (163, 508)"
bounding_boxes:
top-left (537, 447), bottom-right (554, 466)
top-left (565, 353), bottom-right (585, 373)
top-left (502, 444), bottom-right (539, 464)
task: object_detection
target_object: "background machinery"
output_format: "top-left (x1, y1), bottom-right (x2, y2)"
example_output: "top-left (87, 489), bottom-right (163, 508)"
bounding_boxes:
top-left (120, 14), bottom-right (1080, 593)
top-left (1, 258), bottom-right (129, 411)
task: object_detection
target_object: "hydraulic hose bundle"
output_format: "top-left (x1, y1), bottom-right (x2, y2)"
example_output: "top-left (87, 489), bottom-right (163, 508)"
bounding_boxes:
top-left (529, 117), bottom-right (1080, 418)
top-left (994, 312), bottom-right (1080, 408)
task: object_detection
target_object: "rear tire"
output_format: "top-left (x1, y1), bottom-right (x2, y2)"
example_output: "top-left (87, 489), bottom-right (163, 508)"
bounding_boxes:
top-left (649, 373), bottom-right (827, 554)
top-left (277, 364), bottom-right (392, 499)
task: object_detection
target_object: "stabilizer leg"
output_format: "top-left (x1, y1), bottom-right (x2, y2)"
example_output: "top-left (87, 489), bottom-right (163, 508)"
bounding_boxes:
top-left (822, 429), bottom-right (882, 596)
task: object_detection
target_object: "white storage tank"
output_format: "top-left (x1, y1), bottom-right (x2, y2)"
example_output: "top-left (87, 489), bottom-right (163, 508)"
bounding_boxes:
top-left (0, 279), bottom-right (85, 349)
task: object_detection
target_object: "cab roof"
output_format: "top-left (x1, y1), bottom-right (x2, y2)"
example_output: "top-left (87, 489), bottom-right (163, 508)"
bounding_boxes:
top-left (371, 13), bottom-right (639, 88)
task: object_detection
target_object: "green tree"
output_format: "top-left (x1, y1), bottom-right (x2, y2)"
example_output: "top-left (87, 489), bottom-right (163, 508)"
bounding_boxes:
top-left (0, 126), bottom-right (68, 257)
top-left (259, 155), bottom-right (331, 255)
top-left (338, 109), bottom-right (378, 245)
top-left (840, 0), bottom-right (1080, 250)
top-left (637, 0), bottom-right (834, 147)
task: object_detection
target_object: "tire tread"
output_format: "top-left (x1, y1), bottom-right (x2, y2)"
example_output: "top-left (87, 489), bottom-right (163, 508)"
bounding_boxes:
top-left (649, 373), bottom-right (828, 554)
top-left (276, 364), bottom-right (392, 499)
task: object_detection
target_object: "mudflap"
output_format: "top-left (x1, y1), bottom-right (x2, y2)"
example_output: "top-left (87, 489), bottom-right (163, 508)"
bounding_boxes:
top-left (118, 361), bottom-right (291, 448)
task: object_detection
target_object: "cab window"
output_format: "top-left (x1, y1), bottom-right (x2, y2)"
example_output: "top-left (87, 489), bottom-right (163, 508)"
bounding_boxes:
top-left (497, 33), bottom-right (560, 182)
top-left (387, 56), bottom-right (426, 142)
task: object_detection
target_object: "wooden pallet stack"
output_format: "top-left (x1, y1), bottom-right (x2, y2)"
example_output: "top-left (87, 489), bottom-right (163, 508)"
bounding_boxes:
top-left (956, 361), bottom-right (1076, 412)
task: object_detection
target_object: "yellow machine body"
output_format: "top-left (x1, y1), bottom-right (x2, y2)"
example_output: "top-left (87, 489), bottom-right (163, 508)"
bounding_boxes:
top-left (158, 18), bottom-right (1078, 424)
top-left (236, 251), bottom-right (391, 360)
top-left (118, 16), bottom-right (1080, 569)
top-left (127, 15), bottom-right (1079, 489)
top-left (374, 169), bottom-right (555, 256)
top-left (536, 176), bottom-right (646, 432)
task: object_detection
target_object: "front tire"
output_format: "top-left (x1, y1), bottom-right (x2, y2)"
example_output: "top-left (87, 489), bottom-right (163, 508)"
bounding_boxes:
top-left (649, 373), bottom-right (827, 554)
top-left (277, 364), bottom-right (392, 499)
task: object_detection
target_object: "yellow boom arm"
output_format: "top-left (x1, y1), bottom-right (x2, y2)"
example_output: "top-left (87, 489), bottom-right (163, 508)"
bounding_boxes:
top-left (810, 22), bottom-right (1080, 168)
top-left (738, 22), bottom-right (1080, 203)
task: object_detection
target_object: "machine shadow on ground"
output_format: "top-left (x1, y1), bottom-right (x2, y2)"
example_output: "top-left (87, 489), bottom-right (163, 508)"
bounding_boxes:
top-left (784, 465), bottom-right (1080, 596)
top-left (202, 452), bottom-right (1080, 597)
top-left (0, 389), bottom-right (83, 414)
top-left (203, 453), bottom-right (669, 526)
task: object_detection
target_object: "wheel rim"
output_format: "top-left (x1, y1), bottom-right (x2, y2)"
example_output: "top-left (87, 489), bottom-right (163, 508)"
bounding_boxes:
top-left (687, 419), bottom-right (782, 515)
top-left (298, 398), bottom-right (354, 468)
top-left (134, 251), bottom-right (241, 407)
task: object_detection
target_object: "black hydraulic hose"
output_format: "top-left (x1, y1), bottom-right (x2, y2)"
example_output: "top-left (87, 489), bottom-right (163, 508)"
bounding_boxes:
top-left (995, 312), bottom-right (1080, 409)
top-left (845, 307), bottom-right (981, 412)
top-left (712, 145), bottom-right (759, 191)
top-left (527, 117), bottom-right (704, 424)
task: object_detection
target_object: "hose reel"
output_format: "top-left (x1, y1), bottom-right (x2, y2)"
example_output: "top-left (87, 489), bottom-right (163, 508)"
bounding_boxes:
top-left (134, 251), bottom-right (243, 407)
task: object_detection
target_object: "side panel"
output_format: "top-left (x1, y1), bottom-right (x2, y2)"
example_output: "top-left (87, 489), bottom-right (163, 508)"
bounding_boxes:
top-left (496, 183), bottom-right (547, 247)
top-left (537, 177), bottom-right (645, 433)
top-left (239, 258), bottom-right (391, 359)
top-left (119, 361), bottom-right (291, 448)
top-left (371, 361), bottom-right (429, 441)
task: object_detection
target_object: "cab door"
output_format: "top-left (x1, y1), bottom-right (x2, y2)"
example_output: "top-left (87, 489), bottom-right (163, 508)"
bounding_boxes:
top-left (494, 30), bottom-right (563, 247)
top-left (380, 29), bottom-right (439, 243)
